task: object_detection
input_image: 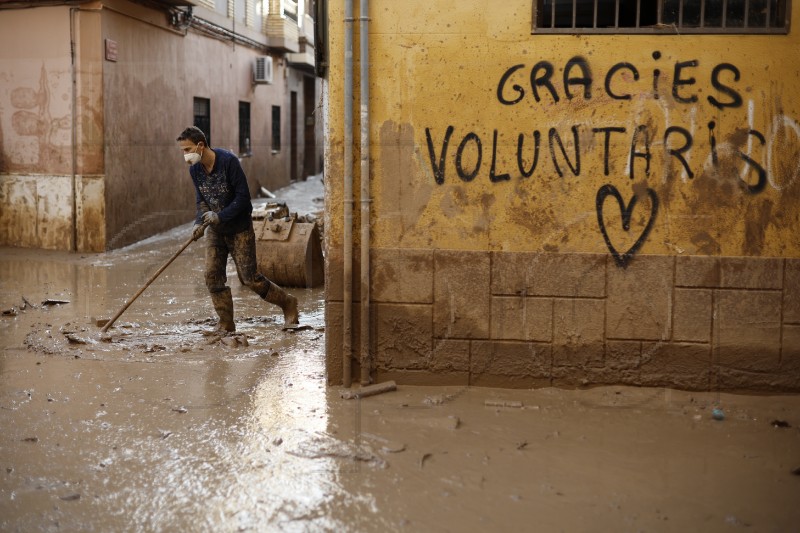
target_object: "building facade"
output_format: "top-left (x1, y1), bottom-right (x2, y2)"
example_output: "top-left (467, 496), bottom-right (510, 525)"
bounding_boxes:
top-left (324, 0), bottom-right (800, 391)
top-left (0, 0), bottom-right (323, 251)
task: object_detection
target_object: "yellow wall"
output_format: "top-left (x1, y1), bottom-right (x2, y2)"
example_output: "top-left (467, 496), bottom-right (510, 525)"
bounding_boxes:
top-left (326, 0), bottom-right (800, 261)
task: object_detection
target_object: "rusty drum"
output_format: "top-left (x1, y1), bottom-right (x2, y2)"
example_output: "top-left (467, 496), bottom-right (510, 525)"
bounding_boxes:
top-left (254, 214), bottom-right (324, 288)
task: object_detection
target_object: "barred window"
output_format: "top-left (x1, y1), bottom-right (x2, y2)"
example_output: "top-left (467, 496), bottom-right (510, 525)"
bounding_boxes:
top-left (193, 97), bottom-right (211, 145)
top-left (534, 0), bottom-right (791, 33)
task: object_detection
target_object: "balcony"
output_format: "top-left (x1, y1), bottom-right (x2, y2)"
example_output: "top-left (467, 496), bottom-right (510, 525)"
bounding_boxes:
top-left (265, 0), bottom-right (300, 53)
top-left (287, 13), bottom-right (315, 71)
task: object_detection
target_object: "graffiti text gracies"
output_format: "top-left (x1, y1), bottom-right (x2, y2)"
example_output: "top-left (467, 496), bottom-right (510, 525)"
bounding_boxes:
top-left (425, 54), bottom-right (776, 187)
top-left (422, 52), bottom-right (800, 266)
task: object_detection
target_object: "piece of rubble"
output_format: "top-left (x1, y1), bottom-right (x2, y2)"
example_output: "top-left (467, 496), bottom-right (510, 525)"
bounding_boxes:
top-left (41, 299), bottom-right (70, 306)
top-left (340, 381), bottom-right (397, 400)
top-left (65, 333), bottom-right (89, 345)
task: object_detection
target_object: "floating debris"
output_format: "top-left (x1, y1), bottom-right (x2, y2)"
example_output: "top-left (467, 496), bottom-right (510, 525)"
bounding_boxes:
top-left (172, 407), bottom-right (188, 414)
top-left (59, 493), bottom-right (81, 502)
top-left (2, 308), bottom-right (17, 317)
top-left (771, 420), bottom-right (791, 428)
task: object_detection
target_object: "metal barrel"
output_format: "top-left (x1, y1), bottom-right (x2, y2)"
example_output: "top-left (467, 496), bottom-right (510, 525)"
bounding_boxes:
top-left (254, 216), bottom-right (324, 288)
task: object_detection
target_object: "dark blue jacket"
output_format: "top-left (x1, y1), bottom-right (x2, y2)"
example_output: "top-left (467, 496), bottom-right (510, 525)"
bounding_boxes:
top-left (190, 148), bottom-right (253, 235)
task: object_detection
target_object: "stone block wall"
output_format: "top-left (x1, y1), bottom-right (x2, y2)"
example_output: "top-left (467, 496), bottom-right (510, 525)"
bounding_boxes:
top-left (326, 251), bottom-right (800, 392)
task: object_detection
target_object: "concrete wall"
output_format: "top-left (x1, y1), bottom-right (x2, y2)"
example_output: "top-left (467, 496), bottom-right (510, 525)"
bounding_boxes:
top-left (0, 1), bottom-right (321, 251)
top-left (324, 0), bottom-right (800, 391)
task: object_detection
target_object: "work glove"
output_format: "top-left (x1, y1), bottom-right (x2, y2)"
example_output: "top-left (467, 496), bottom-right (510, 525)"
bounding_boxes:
top-left (192, 223), bottom-right (206, 241)
top-left (202, 211), bottom-right (220, 226)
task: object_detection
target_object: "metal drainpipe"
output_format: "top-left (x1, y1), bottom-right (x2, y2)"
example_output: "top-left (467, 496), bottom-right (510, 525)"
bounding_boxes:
top-left (342, 0), bottom-right (354, 388)
top-left (70, 8), bottom-right (79, 252)
top-left (358, 0), bottom-right (370, 385)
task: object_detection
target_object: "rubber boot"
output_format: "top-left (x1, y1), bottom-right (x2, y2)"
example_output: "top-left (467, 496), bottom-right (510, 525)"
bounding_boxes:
top-left (264, 282), bottom-right (299, 327)
top-left (210, 288), bottom-right (236, 333)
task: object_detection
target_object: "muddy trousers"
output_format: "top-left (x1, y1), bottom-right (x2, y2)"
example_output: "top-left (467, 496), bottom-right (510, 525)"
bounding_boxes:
top-left (205, 225), bottom-right (298, 331)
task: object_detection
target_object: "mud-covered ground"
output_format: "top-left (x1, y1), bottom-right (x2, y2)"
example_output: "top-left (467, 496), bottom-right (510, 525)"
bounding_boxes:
top-left (2, 177), bottom-right (800, 532)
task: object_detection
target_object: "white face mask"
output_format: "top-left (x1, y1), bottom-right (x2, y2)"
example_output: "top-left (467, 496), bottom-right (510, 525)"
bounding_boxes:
top-left (184, 146), bottom-right (202, 165)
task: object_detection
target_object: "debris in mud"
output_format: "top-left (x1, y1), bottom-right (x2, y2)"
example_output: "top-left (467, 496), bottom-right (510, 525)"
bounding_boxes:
top-left (485, 399), bottom-right (523, 408)
top-left (22, 437), bottom-right (39, 443)
top-left (41, 299), bottom-right (70, 307)
top-left (94, 318), bottom-right (110, 327)
top-left (423, 395), bottom-right (447, 406)
top-left (419, 453), bottom-right (433, 469)
top-left (22, 296), bottom-right (36, 309)
top-left (792, 467), bottom-right (800, 476)
top-left (273, 437), bottom-right (283, 446)
top-left (159, 430), bottom-right (173, 440)
top-left (142, 344), bottom-right (167, 353)
top-left (287, 436), bottom-right (386, 468)
top-left (172, 407), bottom-right (188, 414)
top-left (64, 333), bottom-right (91, 345)
top-left (712, 408), bottom-right (725, 421)
top-left (770, 420), bottom-right (791, 428)
top-left (381, 442), bottom-right (406, 453)
top-left (283, 324), bottom-right (313, 332)
top-left (203, 334), bottom-right (251, 348)
top-left (340, 381), bottom-right (397, 400)
top-left (516, 441), bottom-right (529, 450)
top-left (2, 307), bottom-right (18, 317)
top-left (59, 493), bottom-right (81, 502)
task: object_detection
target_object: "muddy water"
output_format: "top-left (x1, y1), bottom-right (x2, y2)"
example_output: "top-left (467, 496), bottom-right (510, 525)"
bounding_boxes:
top-left (2, 231), bottom-right (800, 532)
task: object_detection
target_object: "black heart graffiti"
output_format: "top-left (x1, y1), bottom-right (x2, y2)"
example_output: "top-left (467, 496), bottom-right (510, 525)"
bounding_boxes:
top-left (596, 184), bottom-right (659, 269)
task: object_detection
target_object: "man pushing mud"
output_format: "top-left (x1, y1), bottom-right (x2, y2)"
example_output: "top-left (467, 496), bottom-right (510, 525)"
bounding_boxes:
top-left (177, 126), bottom-right (299, 332)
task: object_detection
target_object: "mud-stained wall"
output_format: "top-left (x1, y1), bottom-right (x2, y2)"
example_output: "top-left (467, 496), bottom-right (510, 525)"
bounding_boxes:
top-left (101, 4), bottom-right (313, 249)
top-left (1, 1), bottom-right (319, 251)
top-left (324, 1), bottom-right (800, 391)
top-left (0, 6), bottom-right (104, 251)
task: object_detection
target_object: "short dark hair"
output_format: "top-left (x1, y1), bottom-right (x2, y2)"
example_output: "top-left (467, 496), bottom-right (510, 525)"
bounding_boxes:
top-left (176, 126), bottom-right (208, 146)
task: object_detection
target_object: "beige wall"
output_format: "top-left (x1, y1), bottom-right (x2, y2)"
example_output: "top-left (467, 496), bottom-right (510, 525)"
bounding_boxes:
top-left (324, 0), bottom-right (800, 391)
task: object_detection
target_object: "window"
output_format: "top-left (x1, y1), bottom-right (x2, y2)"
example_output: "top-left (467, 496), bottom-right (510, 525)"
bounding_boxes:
top-left (193, 97), bottom-right (211, 144)
top-left (284, 0), bottom-right (299, 21)
top-left (272, 105), bottom-right (281, 152)
top-left (239, 101), bottom-right (251, 155)
top-left (534, 0), bottom-right (790, 33)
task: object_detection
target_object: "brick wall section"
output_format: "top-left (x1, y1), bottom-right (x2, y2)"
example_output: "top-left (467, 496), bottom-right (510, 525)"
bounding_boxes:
top-left (325, 252), bottom-right (800, 392)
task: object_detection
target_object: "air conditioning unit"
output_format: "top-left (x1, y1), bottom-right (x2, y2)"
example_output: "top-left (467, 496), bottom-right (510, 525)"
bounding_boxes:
top-left (254, 56), bottom-right (273, 84)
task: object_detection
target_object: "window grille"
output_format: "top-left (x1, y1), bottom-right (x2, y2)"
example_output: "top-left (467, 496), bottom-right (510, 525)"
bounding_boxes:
top-left (239, 101), bottom-right (251, 155)
top-left (193, 97), bottom-right (211, 145)
top-left (534, 0), bottom-right (791, 33)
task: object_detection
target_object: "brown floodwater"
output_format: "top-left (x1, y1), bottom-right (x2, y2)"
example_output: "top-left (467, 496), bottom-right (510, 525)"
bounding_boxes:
top-left (1, 228), bottom-right (799, 532)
